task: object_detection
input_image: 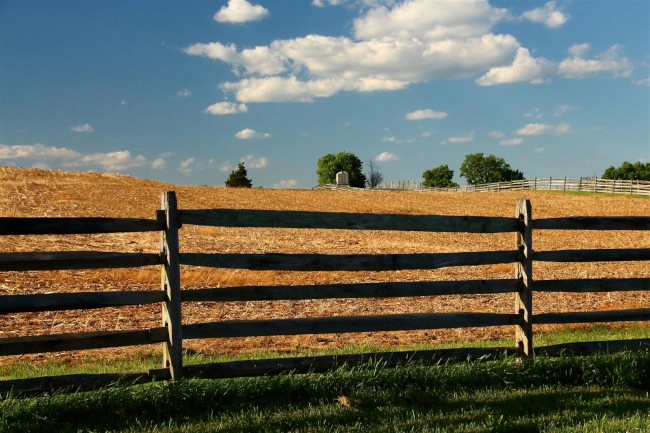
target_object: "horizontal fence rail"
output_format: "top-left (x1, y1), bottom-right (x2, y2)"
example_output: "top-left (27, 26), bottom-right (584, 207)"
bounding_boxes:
top-left (0, 191), bottom-right (648, 396)
top-left (375, 177), bottom-right (650, 196)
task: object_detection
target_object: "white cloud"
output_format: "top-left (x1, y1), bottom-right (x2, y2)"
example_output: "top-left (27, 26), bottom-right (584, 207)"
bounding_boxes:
top-left (0, 143), bottom-right (82, 161)
top-left (489, 130), bottom-right (505, 138)
top-left (177, 89), bottom-right (192, 97)
top-left (405, 109), bottom-right (447, 121)
top-left (568, 43), bottom-right (591, 58)
top-left (204, 101), bottom-right (249, 115)
top-left (311, 0), bottom-right (342, 7)
top-left (214, 0), bottom-right (269, 24)
top-left (634, 77), bottom-right (650, 87)
top-left (272, 179), bottom-right (299, 189)
top-left (559, 45), bottom-right (633, 78)
top-left (151, 157), bottom-right (166, 170)
top-left (241, 154), bottom-right (268, 168)
top-left (70, 151), bottom-right (148, 172)
top-left (447, 132), bottom-right (475, 143)
top-left (534, 147), bottom-right (545, 153)
top-left (0, 143), bottom-right (155, 172)
top-left (521, 1), bottom-right (569, 28)
top-left (381, 136), bottom-right (414, 144)
top-left (554, 104), bottom-right (577, 117)
top-left (516, 123), bottom-right (571, 136)
top-left (235, 128), bottom-right (271, 139)
top-left (500, 138), bottom-right (524, 146)
top-left (476, 47), bottom-right (555, 86)
top-left (375, 151), bottom-right (399, 162)
top-left (70, 123), bottom-right (94, 133)
top-left (178, 157), bottom-right (195, 175)
top-left (219, 162), bottom-right (233, 173)
top-left (524, 108), bottom-right (543, 119)
top-left (32, 162), bottom-right (51, 170)
top-left (353, 0), bottom-right (508, 41)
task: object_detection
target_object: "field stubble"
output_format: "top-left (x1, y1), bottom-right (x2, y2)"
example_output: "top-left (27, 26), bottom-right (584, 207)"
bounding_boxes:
top-left (0, 167), bottom-right (648, 364)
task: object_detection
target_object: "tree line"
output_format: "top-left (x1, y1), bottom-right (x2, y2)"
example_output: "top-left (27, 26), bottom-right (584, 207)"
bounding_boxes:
top-left (223, 153), bottom-right (649, 189)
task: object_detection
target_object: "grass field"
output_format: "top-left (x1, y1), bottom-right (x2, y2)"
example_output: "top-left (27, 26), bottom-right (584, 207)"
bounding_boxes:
top-left (0, 166), bottom-right (648, 363)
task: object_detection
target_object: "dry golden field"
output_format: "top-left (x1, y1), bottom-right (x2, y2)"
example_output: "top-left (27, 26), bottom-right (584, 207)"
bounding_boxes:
top-left (0, 166), bottom-right (648, 364)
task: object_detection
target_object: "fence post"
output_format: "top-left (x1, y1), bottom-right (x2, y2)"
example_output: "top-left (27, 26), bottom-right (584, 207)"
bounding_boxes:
top-left (160, 191), bottom-right (183, 379)
top-left (515, 199), bottom-right (533, 356)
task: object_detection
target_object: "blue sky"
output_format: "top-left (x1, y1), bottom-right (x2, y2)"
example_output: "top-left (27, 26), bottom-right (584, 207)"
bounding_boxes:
top-left (1, 0), bottom-right (648, 188)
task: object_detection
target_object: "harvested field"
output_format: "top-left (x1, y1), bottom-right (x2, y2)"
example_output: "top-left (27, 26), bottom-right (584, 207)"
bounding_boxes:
top-left (0, 166), bottom-right (648, 364)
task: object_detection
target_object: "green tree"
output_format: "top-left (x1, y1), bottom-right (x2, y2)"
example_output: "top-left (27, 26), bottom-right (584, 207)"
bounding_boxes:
top-left (460, 153), bottom-right (524, 185)
top-left (602, 161), bottom-right (650, 181)
top-left (225, 162), bottom-right (252, 188)
top-left (366, 160), bottom-right (384, 188)
top-left (422, 164), bottom-right (458, 188)
top-left (316, 152), bottom-right (367, 187)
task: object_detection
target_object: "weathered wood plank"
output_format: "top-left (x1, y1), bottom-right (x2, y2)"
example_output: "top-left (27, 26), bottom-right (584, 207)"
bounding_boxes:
top-left (535, 308), bottom-right (650, 325)
top-left (533, 278), bottom-right (649, 293)
top-left (0, 217), bottom-right (163, 235)
top-left (533, 248), bottom-right (650, 262)
top-left (514, 199), bottom-right (533, 356)
top-left (535, 338), bottom-right (650, 356)
top-left (0, 327), bottom-right (168, 356)
top-left (183, 347), bottom-right (517, 379)
top-left (0, 372), bottom-right (155, 397)
top-left (179, 250), bottom-right (519, 271)
top-left (183, 313), bottom-right (523, 339)
top-left (181, 279), bottom-right (520, 303)
top-left (160, 191), bottom-right (184, 379)
top-left (0, 252), bottom-right (162, 271)
top-left (534, 216), bottom-right (650, 230)
top-left (178, 209), bottom-right (519, 233)
top-left (0, 290), bottom-right (165, 314)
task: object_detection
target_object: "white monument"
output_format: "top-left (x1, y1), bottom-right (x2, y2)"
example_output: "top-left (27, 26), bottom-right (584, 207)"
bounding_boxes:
top-left (336, 171), bottom-right (349, 186)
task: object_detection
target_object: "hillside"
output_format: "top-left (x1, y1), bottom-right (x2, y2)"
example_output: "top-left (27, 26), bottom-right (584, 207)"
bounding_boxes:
top-left (0, 166), bottom-right (648, 361)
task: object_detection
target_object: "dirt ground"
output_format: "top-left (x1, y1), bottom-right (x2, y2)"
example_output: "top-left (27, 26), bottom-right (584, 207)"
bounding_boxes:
top-left (0, 166), bottom-right (648, 364)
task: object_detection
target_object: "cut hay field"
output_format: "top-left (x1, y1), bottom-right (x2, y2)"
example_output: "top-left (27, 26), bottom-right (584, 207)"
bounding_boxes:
top-left (0, 166), bottom-right (648, 364)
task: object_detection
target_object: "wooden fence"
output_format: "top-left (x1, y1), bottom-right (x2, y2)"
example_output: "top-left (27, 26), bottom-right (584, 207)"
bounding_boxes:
top-left (376, 177), bottom-right (650, 196)
top-left (1, 192), bottom-right (649, 395)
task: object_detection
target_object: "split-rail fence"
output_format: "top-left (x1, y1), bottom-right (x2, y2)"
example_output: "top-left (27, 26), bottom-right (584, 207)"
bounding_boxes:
top-left (0, 192), bottom-right (649, 395)
top-left (376, 177), bottom-right (650, 196)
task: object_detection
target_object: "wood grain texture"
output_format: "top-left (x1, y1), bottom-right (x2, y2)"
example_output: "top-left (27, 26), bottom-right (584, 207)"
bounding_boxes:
top-left (0, 251), bottom-right (162, 271)
top-left (179, 250), bottom-right (519, 271)
top-left (0, 290), bottom-right (165, 314)
top-left (182, 313), bottom-right (523, 339)
top-left (179, 209), bottom-right (519, 233)
top-left (181, 279), bottom-right (519, 303)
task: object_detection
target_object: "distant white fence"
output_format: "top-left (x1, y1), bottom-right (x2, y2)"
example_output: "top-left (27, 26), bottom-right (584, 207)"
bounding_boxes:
top-left (375, 178), bottom-right (650, 196)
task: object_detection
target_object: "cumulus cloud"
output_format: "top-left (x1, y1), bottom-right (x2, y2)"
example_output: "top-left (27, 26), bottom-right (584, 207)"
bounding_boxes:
top-left (476, 47), bottom-right (555, 86)
top-left (241, 154), bottom-right (268, 168)
top-left (68, 151), bottom-right (148, 172)
top-left (70, 123), bottom-right (94, 133)
top-left (0, 143), bottom-right (81, 161)
top-left (272, 179), bottom-right (299, 189)
top-left (178, 157), bottom-right (195, 175)
top-left (634, 77), bottom-right (650, 87)
top-left (186, 0), bottom-right (526, 103)
top-left (235, 128), bottom-right (271, 139)
top-left (151, 157), bottom-right (166, 170)
top-left (524, 108), bottom-right (543, 119)
top-left (559, 44), bottom-right (633, 78)
top-left (489, 131), bottom-right (505, 138)
top-left (177, 89), bottom-right (192, 97)
top-left (447, 132), bottom-right (475, 143)
top-left (375, 151), bottom-right (399, 161)
top-left (214, 0), bottom-right (269, 24)
top-left (521, 1), bottom-right (569, 28)
top-left (516, 123), bottom-right (571, 136)
top-left (554, 104), bottom-right (577, 117)
top-left (500, 138), bottom-right (524, 146)
top-left (204, 101), bottom-right (248, 115)
top-left (405, 109), bottom-right (447, 121)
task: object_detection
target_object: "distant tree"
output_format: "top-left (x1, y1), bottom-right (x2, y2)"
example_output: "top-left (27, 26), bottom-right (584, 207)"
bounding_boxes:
top-left (316, 152), bottom-right (367, 188)
top-left (225, 162), bottom-right (252, 188)
top-left (460, 153), bottom-right (524, 185)
top-left (602, 161), bottom-right (650, 181)
top-left (366, 160), bottom-right (384, 188)
top-left (422, 164), bottom-right (458, 188)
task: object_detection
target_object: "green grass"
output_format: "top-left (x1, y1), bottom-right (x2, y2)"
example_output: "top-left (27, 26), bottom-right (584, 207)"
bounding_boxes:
top-left (1, 350), bottom-right (649, 432)
top-left (2, 324), bottom-right (649, 380)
